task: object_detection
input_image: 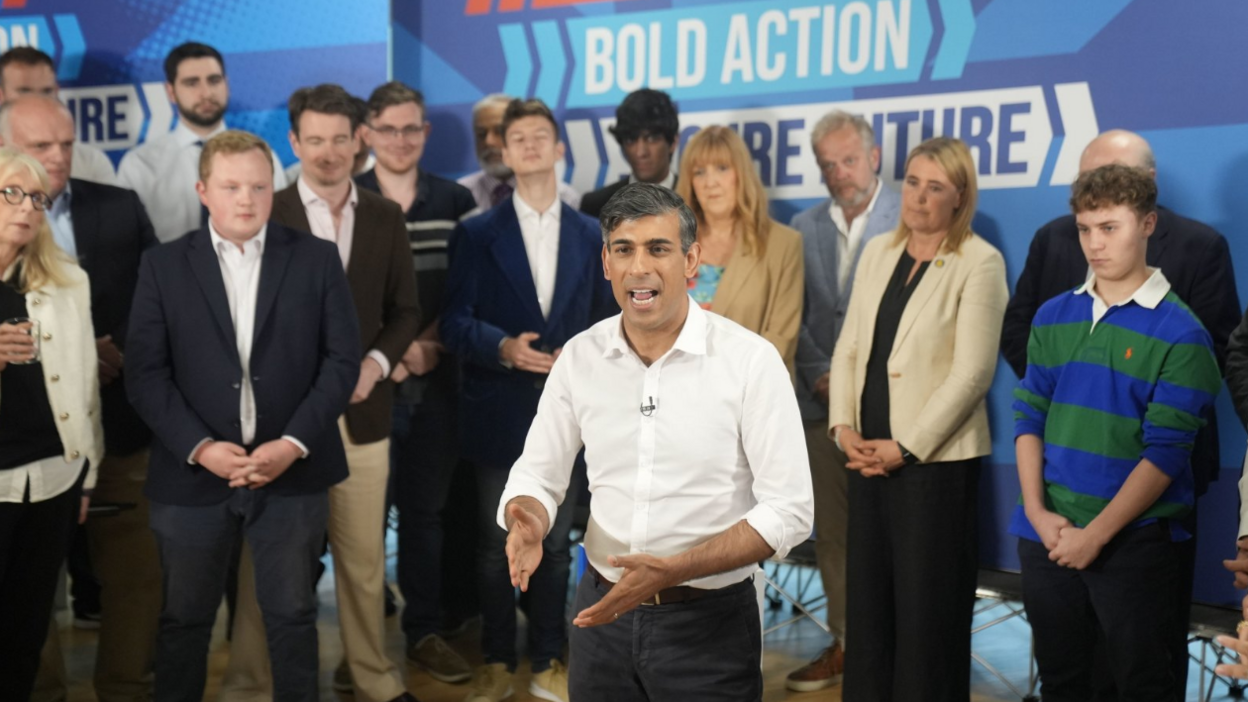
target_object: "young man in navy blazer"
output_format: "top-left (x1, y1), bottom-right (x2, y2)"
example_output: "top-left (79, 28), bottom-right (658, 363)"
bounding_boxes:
top-left (441, 98), bottom-right (615, 702)
top-left (126, 131), bottom-right (359, 702)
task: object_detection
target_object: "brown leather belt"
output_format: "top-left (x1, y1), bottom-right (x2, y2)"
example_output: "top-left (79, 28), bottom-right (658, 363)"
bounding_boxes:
top-left (586, 563), bottom-right (710, 606)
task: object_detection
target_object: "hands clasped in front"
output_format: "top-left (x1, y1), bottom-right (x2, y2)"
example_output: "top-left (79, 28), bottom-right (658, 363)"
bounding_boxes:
top-left (1026, 507), bottom-right (1106, 571)
top-left (194, 438), bottom-right (302, 490)
top-left (839, 427), bottom-right (904, 477)
top-left (505, 501), bottom-right (677, 629)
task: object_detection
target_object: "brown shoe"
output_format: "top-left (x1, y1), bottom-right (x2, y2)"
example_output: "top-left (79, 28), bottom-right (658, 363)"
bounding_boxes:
top-left (785, 643), bottom-right (844, 692)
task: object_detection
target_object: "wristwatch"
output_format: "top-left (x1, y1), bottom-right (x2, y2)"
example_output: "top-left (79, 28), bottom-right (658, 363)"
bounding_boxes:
top-left (897, 443), bottom-right (920, 466)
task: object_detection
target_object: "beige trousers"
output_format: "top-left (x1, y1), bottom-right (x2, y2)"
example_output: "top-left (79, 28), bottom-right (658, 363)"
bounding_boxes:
top-left (220, 419), bottom-right (403, 702)
top-left (805, 419), bottom-right (849, 642)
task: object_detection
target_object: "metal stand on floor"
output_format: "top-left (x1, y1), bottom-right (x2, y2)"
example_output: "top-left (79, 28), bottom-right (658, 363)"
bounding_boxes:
top-left (1189, 603), bottom-right (1246, 701)
top-left (973, 569), bottom-right (1040, 702)
top-left (761, 540), bottom-right (831, 636)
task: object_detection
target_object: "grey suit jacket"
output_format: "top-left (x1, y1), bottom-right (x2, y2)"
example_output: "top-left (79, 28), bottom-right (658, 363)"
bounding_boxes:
top-left (790, 184), bottom-right (901, 421)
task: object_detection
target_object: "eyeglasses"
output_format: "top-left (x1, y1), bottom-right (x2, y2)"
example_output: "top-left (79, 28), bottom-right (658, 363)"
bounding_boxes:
top-left (1, 186), bottom-right (51, 211)
top-left (370, 124), bottom-right (427, 140)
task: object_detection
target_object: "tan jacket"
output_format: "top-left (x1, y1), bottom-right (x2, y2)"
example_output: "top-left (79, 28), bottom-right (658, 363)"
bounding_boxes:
top-left (711, 221), bottom-right (804, 374)
top-left (829, 232), bottom-right (1007, 462)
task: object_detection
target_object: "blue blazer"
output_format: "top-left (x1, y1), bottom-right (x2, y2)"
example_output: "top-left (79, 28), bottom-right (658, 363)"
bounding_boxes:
top-left (441, 200), bottom-right (616, 467)
top-left (126, 223), bottom-right (361, 506)
top-left (790, 185), bottom-right (901, 421)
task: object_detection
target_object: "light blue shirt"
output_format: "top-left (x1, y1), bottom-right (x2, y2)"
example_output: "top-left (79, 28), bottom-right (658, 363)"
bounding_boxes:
top-left (48, 181), bottom-right (76, 260)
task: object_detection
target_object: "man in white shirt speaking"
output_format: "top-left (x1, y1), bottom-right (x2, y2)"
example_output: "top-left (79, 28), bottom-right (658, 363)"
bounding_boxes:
top-left (500, 182), bottom-right (814, 701)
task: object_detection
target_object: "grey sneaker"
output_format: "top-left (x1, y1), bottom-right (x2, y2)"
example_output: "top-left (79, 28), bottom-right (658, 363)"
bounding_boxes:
top-left (407, 633), bottom-right (472, 683)
top-left (463, 663), bottom-right (513, 702)
top-left (528, 659), bottom-right (569, 702)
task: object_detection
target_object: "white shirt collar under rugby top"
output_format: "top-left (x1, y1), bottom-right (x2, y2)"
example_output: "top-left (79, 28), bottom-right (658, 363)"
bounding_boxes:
top-left (1075, 267), bottom-right (1170, 331)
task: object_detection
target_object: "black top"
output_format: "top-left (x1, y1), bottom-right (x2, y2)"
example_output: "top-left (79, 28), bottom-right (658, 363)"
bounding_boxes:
top-left (0, 278), bottom-right (63, 470)
top-left (860, 251), bottom-right (929, 441)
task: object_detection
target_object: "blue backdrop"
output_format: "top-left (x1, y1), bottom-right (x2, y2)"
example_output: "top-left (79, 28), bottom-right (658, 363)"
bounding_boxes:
top-left (394, 0), bottom-right (1248, 608)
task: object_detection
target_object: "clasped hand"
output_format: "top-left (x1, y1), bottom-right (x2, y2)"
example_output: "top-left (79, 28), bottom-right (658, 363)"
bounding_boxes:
top-left (839, 427), bottom-right (904, 477)
top-left (194, 439), bottom-right (302, 489)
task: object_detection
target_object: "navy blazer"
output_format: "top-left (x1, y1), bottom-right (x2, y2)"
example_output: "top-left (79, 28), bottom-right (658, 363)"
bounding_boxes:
top-left (790, 185), bottom-right (901, 421)
top-left (67, 178), bottom-right (159, 455)
top-left (440, 200), bottom-right (616, 467)
top-left (126, 223), bottom-right (361, 506)
top-left (1001, 206), bottom-right (1240, 494)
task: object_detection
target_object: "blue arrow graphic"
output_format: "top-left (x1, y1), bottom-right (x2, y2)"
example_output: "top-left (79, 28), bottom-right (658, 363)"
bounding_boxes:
top-left (52, 15), bottom-right (83, 81)
top-left (931, 0), bottom-right (976, 80)
top-left (532, 21), bottom-right (566, 106)
top-left (499, 23), bottom-right (533, 98)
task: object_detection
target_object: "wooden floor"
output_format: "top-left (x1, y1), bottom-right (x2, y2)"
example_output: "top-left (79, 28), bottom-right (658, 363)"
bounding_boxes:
top-left (49, 558), bottom-right (1246, 702)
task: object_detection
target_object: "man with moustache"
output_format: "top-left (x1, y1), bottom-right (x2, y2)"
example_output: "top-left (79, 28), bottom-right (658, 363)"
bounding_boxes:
top-left (126, 130), bottom-right (359, 702)
top-left (221, 84), bottom-right (421, 702)
top-left (0, 47), bottom-right (117, 185)
top-left (784, 110), bottom-right (900, 693)
top-left (458, 93), bottom-right (580, 213)
top-left (118, 42), bottom-right (286, 243)
top-left (0, 95), bottom-right (160, 702)
top-left (579, 89), bottom-right (679, 218)
top-left (355, 80), bottom-right (477, 683)
top-left (501, 182), bottom-right (813, 701)
top-left (441, 98), bottom-right (615, 702)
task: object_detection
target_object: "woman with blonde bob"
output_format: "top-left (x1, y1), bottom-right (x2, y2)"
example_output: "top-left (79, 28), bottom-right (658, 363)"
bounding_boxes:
top-left (675, 125), bottom-right (804, 372)
top-left (828, 137), bottom-right (1008, 702)
top-left (0, 147), bottom-right (102, 697)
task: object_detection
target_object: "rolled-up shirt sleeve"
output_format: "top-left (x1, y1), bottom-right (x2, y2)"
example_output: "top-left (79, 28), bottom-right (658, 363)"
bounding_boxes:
top-left (739, 344), bottom-right (815, 559)
top-left (496, 352), bottom-right (584, 536)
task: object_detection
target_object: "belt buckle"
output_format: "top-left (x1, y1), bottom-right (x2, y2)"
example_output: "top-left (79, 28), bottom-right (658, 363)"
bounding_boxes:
top-left (640, 592), bottom-right (661, 606)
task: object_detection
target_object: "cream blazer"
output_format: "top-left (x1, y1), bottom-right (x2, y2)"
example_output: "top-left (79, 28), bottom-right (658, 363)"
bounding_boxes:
top-left (711, 221), bottom-right (804, 375)
top-left (828, 232), bottom-right (1008, 463)
top-left (0, 262), bottom-right (104, 488)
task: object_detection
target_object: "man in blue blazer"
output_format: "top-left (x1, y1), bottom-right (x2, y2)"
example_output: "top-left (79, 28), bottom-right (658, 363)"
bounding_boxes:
top-left (126, 131), bottom-right (359, 702)
top-left (786, 111), bottom-right (901, 693)
top-left (441, 98), bottom-right (615, 702)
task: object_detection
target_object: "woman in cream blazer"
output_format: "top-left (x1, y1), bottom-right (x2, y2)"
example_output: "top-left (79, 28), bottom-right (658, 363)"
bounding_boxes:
top-left (0, 148), bottom-right (103, 698)
top-left (828, 138), bottom-right (1007, 702)
top-left (676, 126), bottom-right (804, 373)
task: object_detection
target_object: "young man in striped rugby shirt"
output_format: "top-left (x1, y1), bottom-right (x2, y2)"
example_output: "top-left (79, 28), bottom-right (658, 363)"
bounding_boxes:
top-left (1011, 163), bottom-right (1222, 702)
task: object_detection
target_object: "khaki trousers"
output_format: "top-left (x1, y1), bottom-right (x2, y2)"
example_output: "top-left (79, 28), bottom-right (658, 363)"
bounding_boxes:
top-left (221, 419), bottom-right (404, 702)
top-left (805, 419), bottom-right (848, 642)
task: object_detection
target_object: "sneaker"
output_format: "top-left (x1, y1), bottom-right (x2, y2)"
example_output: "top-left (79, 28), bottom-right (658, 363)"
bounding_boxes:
top-left (528, 659), bottom-right (569, 702)
top-left (407, 633), bottom-right (472, 683)
top-left (463, 663), bottom-right (513, 702)
top-left (332, 659), bottom-right (353, 693)
top-left (785, 642), bottom-right (844, 692)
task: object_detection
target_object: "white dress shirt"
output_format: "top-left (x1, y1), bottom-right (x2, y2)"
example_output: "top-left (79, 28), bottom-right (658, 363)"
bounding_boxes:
top-left (459, 169), bottom-right (581, 213)
top-left (829, 177), bottom-right (882, 295)
top-left (512, 192), bottom-right (561, 319)
top-left (117, 120), bottom-right (287, 243)
top-left (48, 181), bottom-right (76, 260)
top-left (72, 142), bottom-right (117, 186)
top-left (498, 300), bottom-right (814, 589)
top-left (295, 177), bottom-right (390, 377)
top-left (210, 224), bottom-right (266, 446)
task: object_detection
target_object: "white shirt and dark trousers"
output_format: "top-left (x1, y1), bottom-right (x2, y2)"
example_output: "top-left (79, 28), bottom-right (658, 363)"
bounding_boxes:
top-left (500, 301), bottom-right (814, 700)
top-left (126, 221), bottom-right (360, 702)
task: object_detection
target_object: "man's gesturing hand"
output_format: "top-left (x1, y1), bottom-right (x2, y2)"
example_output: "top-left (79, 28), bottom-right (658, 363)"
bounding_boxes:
top-left (500, 332), bottom-right (555, 374)
top-left (573, 553), bottom-right (678, 628)
top-left (505, 501), bottom-right (547, 591)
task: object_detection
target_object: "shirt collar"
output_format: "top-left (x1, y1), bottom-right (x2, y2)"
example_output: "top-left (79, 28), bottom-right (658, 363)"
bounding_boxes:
top-left (297, 176), bottom-right (359, 210)
top-left (1075, 267), bottom-right (1170, 309)
top-left (629, 169), bottom-right (677, 190)
top-left (174, 119), bottom-right (228, 148)
top-left (829, 177), bottom-right (882, 231)
top-left (208, 220), bottom-right (267, 256)
top-left (51, 179), bottom-right (72, 211)
top-left (512, 190), bottom-right (561, 222)
top-left (603, 295), bottom-right (709, 359)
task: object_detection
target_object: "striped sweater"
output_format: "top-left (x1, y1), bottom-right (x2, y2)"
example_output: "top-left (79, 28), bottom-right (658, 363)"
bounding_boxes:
top-left (1009, 278), bottom-right (1221, 543)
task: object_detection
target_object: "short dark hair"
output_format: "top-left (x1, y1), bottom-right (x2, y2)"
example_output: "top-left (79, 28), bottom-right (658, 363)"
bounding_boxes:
top-left (288, 83), bottom-right (362, 137)
top-left (500, 98), bottom-right (559, 144)
top-left (600, 182), bottom-right (697, 254)
top-left (0, 47), bottom-right (54, 86)
top-left (608, 89), bottom-right (679, 145)
top-left (1070, 163), bottom-right (1157, 220)
top-left (366, 81), bottom-right (425, 122)
top-left (164, 42), bottom-right (225, 84)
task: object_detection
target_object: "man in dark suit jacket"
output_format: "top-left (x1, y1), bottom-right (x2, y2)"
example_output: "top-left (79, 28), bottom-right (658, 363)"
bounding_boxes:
top-left (0, 94), bottom-right (163, 699)
top-left (441, 98), bottom-right (615, 702)
top-left (580, 89), bottom-right (679, 219)
top-left (220, 84), bottom-right (421, 702)
top-left (1000, 130), bottom-right (1240, 701)
top-left (126, 131), bottom-right (359, 702)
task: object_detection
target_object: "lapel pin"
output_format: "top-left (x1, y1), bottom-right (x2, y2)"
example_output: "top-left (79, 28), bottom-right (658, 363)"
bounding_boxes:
top-left (934, 259), bottom-right (945, 268)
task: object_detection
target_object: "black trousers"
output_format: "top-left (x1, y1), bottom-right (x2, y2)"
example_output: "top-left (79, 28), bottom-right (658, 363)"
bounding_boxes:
top-left (567, 571), bottom-right (761, 702)
top-left (1019, 521), bottom-right (1184, 702)
top-left (842, 458), bottom-right (980, 702)
top-left (0, 469), bottom-right (84, 701)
